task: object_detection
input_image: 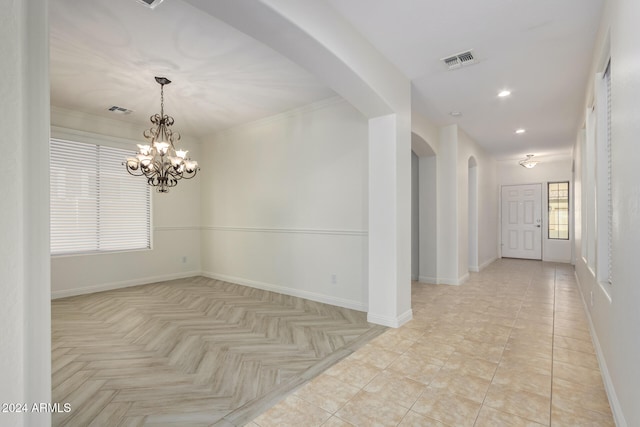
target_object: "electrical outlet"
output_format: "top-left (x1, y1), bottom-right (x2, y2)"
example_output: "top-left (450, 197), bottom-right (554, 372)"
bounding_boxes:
top-left (331, 274), bottom-right (337, 284)
top-left (182, 256), bottom-right (187, 264)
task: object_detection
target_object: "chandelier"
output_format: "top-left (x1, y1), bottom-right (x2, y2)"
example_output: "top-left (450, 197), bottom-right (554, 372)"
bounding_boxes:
top-left (124, 76), bottom-right (199, 192)
top-left (519, 154), bottom-right (539, 169)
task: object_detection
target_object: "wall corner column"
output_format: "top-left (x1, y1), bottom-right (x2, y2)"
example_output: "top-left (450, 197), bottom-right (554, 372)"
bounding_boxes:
top-left (436, 125), bottom-right (460, 285)
top-left (367, 114), bottom-right (412, 327)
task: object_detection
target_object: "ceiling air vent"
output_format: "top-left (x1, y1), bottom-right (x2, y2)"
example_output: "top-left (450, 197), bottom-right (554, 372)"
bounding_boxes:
top-left (108, 106), bottom-right (134, 115)
top-left (135, 0), bottom-right (164, 9)
top-left (441, 50), bottom-right (476, 70)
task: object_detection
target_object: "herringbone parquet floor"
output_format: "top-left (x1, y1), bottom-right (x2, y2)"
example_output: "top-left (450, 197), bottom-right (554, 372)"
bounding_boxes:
top-left (51, 277), bottom-right (385, 426)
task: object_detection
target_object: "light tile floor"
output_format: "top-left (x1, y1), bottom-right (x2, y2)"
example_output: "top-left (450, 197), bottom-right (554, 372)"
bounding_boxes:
top-left (248, 259), bottom-right (614, 427)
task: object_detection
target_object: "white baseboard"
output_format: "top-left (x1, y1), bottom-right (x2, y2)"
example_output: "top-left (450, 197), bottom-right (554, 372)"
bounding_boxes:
top-left (436, 277), bottom-right (461, 286)
top-left (422, 260), bottom-right (497, 284)
top-left (574, 271), bottom-right (627, 427)
top-left (479, 257), bottom-right (497, 271)
top-left (367, 309), bottom-right (413, 328)
top-left (543, 256), bottom-right (572, 263)
top-left (437, 273), bottom-right (469, 286)
top-left (51, 270), bottom-right (202, 299)
top-left (202, 271), bottom-right (367, 313)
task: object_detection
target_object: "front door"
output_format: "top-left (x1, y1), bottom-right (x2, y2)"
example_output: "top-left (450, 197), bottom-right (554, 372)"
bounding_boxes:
top-left (501, 184), bottom-right (542, 260)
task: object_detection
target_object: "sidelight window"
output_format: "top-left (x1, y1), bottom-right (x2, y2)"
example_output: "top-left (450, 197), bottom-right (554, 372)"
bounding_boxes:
top-left (548, 182), bottom-right (569, 240)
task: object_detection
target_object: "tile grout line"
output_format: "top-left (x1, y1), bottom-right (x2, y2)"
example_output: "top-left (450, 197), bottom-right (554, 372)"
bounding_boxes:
top-left (240, 325), bottom-right (389, 425)
top-left (471, 270), bottom-right (532, 426)
top-left (400, 327), bottom-right (438, 425)
top-left (549, 264), bottom-right (557, 427)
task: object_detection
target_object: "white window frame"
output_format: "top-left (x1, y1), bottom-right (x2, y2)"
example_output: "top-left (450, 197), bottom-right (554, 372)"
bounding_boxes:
top-left (585, 105), bottom-right (597, 274)
top-left (595, 59), bottom-right (612, 286)
top-left (548, 181), bottom-right (570, 240)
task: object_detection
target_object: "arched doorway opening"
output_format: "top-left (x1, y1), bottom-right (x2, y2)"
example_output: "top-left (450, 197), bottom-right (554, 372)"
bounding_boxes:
top-left (411, 132), bottom-right (437, 283)
top-left (468, 156), bottom-right (479, 271)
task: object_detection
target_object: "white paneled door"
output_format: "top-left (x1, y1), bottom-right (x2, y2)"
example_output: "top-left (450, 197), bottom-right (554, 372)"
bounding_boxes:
top-left (501, 184), bottom-right (542, 260)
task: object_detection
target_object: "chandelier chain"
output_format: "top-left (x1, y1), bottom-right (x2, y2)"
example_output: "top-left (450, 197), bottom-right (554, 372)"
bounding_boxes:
top-left (160, 83), bottom-right (164, 117)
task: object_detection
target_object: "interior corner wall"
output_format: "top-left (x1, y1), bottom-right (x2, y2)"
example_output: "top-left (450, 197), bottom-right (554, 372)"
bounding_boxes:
top-left (457, 129), bottom-right (498, 279)
top-left (572, 0), bottom-right (640, 425)
top-left (411, 118), bottom-right (439, 285)
top-left (411, 151), bottom-right (419, 280)
top-left (418, 155), bottom-right (437, 283)
top-left (2, 0), bottom-right (51, 423)
top-left (200, 98), bottom-right (369, 311)
top-left (497, 156), bottom-right (573, 263)
top-left (436, 125), bottom-right (459, 284)
top-left (1, 2), bottom-right (27, 411)
top-left (50, 110), bottom-right (202, 298)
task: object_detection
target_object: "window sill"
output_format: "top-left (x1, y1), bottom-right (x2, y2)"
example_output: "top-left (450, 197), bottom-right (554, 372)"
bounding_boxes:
top-left (51, 247), bottom-right (152, 258)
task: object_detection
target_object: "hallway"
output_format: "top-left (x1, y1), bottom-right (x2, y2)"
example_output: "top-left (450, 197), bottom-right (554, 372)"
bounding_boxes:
top-left (251, 259), bottom-right (614, 426)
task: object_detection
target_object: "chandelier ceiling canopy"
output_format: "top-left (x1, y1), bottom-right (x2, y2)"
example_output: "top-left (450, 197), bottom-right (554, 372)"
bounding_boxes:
top-left (124, 76), bottom-right (199, 192)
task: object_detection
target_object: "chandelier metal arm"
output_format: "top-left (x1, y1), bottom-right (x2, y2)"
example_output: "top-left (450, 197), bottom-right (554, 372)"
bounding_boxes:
top-left (123, 76), bottom-right (199, 193)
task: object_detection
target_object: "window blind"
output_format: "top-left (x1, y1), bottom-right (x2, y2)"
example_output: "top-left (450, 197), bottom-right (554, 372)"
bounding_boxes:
top-left (605, 61), bottom-right (612, 284)
top-left (50, 139), bottom-right (151, 255)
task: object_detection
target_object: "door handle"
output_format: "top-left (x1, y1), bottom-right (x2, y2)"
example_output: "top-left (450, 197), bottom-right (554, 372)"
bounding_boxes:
top-left (535, 225), bottom-right (541, 228)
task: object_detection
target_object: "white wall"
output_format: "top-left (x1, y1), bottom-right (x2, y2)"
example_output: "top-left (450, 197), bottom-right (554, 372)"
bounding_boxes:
top-left (182, 0), bottom-right (415, 327)
top-left (468, 159), bottom-right (478, 270)
top-left (497, 155), bottom-right (573, 263)
top-left (457, 129), bottom-right (498, 278)
top-left (435, 125), bottom-right (498, 285)
top-left (418, 155), bottom-right (437, 282)
top-left (200, 97), bottom-right (370, 311)
top-left (411, 126), bottom-right (438, 284)
top-left (436, 125), bottom-right (459, 284)
top-left (1, 1), bottom-right (51, 425)
top-left (411, 151), bottom-right (419, 280)
top-left (1, 5), bottom-right (27, 419)
top-left (573, 0), bottom-right (640, 425)
top-left (50, 109), bottom-right (202, 298)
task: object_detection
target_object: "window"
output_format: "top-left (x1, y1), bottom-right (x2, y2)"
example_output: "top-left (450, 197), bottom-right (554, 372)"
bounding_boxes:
top-left (548, 182), bottom-right (569, 240)
top-left (595, 60), bottom-right (612, 284)
top-left (585, 105), bottom-right (597, 270)
top-left (50, 139), bottom-right (151, 255)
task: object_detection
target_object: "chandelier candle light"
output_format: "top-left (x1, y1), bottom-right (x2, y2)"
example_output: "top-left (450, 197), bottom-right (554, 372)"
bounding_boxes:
top-left (124, 76), bottom-right (199, 192)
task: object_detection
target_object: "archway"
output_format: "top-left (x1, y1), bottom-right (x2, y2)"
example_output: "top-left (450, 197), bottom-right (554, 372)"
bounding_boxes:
top-left (411, 132), bottom-right (437, 283)
top-left (468, 156), bottom-right (479, 271)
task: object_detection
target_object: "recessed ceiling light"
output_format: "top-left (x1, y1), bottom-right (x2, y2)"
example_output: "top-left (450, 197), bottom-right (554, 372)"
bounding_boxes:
top-left (498, 90), bottom-right (511, 98)
top-left (515, 128), bottom-right (526, 134)
top-left (450, 111), bottom-right (462, 117)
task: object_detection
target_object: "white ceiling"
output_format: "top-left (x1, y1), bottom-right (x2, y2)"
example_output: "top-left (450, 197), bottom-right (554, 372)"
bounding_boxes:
top-left (327, 0), bottom-right (605, 159)
top-left (50, 0), bottom-right (605, 159)
top-left (49, 0), bottom-right (335, 140)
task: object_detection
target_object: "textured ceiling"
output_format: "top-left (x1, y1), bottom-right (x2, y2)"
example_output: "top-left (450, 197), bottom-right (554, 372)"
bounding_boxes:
top-left (327, 0), bottom-right (605, 159)
top-left (51, 0), bottom-right (605, 160)
top-left (49, 0), bottom-right (335, 140)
